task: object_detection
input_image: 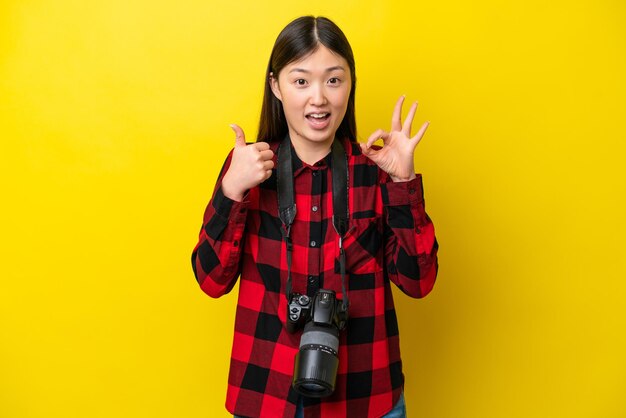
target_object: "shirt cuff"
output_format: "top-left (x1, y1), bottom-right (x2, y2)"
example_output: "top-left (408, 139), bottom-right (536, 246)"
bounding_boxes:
top-left (381, 174), bottom-right (424, 206)
top-left (211, 186), bottom-right (249, 223)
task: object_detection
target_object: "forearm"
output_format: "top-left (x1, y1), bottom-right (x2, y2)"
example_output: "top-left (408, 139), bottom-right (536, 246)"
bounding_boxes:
top-left (191, 186), bottom-right (248, 297)
top-left (382, 175), bottom-right (438, 298)
top-left (191, 148), bottom-right (250, 297)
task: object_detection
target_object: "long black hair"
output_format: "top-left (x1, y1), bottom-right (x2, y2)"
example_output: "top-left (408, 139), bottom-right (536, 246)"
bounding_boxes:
top-left (257, 16), bottom-right (357, 143)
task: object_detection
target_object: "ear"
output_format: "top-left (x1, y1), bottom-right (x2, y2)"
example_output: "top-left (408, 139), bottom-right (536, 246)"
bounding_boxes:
top-left (269, 72), bottom-right (282, 102)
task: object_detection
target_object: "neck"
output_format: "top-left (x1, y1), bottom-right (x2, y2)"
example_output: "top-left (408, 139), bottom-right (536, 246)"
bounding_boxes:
top-left (288, 131), bottom-right (335, 165)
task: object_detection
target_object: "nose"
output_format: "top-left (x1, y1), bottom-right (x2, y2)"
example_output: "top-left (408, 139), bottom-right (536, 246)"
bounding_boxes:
top-left (309, 83), bottom-right (327, 106)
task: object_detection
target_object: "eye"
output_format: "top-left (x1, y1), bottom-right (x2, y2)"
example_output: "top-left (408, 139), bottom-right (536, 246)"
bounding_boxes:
top-left (295, 79), bottom-right (307, 86)
top-left (328, 77), bottom-right (341, 85)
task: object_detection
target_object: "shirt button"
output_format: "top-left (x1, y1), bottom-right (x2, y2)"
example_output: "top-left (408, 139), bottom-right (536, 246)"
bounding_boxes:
top-left (312, 205), bottom-right (318, 212)
top-left (312, 171), bottom-right (319, 177)
top-left (409, 188), bottom-right (416, 195)
top-left (310, 240), bottom-right (317, 247)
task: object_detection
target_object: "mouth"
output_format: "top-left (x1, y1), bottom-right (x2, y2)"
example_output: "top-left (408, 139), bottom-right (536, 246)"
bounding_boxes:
top-left (305, 112), bottom-right (331, 130)
top-left (306, 112), bottom-right (331, 121)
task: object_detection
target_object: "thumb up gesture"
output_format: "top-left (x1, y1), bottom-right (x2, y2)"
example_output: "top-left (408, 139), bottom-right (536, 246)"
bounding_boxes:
top-left (221, 124), bottom-right (275, 201)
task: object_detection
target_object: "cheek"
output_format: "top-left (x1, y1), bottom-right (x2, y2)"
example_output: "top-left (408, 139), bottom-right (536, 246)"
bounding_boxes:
top-left (331, 88), bottom-right (350, 105)
top-left (280, 99), bottom-right (302, 123)
top-left (332, 95), bottom-right (350, 115)
top-left (282, 101), bottom-right (300, 117)
top-left (282, 94), bottom-right (306, 113)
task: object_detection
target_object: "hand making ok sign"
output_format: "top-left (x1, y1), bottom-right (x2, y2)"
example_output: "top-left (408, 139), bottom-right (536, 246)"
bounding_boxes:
top-left (360, 95), bottom-right (430, 182)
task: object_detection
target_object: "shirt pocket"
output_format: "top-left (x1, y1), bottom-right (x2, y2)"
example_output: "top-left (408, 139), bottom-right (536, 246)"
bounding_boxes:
top-left (335, 216), bottom-right (384, 275)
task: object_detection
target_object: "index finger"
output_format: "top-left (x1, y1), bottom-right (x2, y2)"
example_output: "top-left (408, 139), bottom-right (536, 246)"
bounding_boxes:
top-left (391, 95), bottom-right (406, 132)
top-left (365, 129), bottom-right (389, 148)
top-left (254, 141), bottom-right (270, 151)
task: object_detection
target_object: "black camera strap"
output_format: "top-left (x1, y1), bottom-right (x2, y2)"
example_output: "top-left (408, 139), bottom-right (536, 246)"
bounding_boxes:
top-left (277, 135), bottom-right (350, 311)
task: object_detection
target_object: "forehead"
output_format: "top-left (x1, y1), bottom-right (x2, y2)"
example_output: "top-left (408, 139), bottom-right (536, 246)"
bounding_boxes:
top-left (283, 45), bottom-right (349, 73)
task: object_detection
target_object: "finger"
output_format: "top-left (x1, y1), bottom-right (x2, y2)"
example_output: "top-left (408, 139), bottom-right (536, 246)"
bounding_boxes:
top-left (254, 141), bottom-right (270, 151)
top-left (230, 124), bottom-right (246, 147)
top-left (365, 129), bottom-right (388, 148)
top-left (360, 142), bottom-right (377, 158)
top-left (263, 160), bottom-right (275, 170)
top-left (402, 101), bottom-right (418, 137)
top-left (360, 142), bottom-right (384, 165)
top-left (391, 95), bottom-right (405, 132)
top-left (410, 121), bottom-right (430, 147)
top-left (259, 149), bottom-right (274, 161)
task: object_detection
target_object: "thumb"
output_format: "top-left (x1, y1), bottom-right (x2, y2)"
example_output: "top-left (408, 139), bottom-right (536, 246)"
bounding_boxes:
top-left (230, 124), bottom-right (246, 148)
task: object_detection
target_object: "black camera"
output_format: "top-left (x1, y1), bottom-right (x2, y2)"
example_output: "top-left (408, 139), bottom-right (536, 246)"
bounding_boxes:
top-left (286, 289), bottom-right (348, 397)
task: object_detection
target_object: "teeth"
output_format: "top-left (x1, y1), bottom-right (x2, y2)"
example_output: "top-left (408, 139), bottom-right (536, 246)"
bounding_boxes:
top-left (308, 113), bottom-right (328, 119)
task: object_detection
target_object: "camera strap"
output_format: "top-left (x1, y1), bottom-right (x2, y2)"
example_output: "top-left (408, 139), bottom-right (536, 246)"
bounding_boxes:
top-left (277, 135), bottom-right (350, 311)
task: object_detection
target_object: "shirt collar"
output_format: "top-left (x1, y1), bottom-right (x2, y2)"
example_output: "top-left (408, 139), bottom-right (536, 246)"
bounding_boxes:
top-left (290, 142), bottom-right (333, 177)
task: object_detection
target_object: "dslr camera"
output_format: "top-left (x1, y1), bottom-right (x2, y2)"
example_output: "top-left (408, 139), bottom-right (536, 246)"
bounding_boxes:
top-left (286, 289), bottom-right (348, 397)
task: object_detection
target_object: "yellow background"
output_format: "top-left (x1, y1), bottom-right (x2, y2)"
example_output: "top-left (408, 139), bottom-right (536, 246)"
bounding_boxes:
top-left (1, 0), bottom-right (625, 417)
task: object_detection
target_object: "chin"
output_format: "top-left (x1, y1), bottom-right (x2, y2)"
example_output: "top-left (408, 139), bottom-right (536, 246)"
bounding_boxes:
top-left (307, 133), bottom-right (335, 144)
top-left (307, 126), bottom-right (341, 142)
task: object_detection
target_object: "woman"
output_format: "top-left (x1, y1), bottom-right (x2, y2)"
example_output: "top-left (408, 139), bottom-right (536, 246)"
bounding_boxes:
top-left (192, 16), bottom-right (438, 418)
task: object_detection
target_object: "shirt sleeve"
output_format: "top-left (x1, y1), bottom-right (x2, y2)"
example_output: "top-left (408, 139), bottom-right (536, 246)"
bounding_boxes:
top-left (380, 173), bottom-right (439, 298)
top-left (191, 149), bottom-right (249, 298)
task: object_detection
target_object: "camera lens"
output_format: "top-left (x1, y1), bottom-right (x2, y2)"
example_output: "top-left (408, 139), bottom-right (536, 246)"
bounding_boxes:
top-left (298, 382), bottom-right (328, 394)
top-left (292, 322), bottom-right (339, 398)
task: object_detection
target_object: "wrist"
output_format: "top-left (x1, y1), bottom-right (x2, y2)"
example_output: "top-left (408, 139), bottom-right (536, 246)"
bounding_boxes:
top-left (390, 173), bottom-right (417, 182)
top-left (221, 176), bottom-right (246, 202)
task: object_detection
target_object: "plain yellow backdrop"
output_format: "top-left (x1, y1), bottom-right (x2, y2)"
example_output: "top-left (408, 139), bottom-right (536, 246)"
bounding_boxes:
top-left (1, 1), bottom-right (625, 417)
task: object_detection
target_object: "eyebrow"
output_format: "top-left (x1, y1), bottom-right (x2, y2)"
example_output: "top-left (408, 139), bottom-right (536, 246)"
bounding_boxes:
top-left (288, 66), bottom-right (346, 74)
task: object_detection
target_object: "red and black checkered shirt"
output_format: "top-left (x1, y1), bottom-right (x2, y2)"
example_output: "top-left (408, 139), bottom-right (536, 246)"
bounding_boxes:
top-left (192, 137), bottom-right (438, 418)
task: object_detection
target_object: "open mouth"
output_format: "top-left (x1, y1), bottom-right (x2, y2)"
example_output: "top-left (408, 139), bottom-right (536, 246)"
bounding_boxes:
top-left (306, 112), bottom-right (330, 122)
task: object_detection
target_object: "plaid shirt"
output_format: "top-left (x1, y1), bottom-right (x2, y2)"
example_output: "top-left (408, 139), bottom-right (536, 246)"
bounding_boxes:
top-left (192, 137), bottom-right (438, 418)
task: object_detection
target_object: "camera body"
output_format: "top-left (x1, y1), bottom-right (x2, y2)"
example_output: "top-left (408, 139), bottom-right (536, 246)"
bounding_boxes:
top-left (286, 289), bottom-right (348, 398)
top-left (287, 289), bottom-right (347, 334)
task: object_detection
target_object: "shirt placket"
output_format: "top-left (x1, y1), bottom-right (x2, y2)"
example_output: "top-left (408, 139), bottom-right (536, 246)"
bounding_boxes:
top-left (306, 164), bottom-right (324, 296)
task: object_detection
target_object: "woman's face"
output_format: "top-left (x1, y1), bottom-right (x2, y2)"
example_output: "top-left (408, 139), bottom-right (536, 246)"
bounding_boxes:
top-left (270, 45), bottom-right (351, 150)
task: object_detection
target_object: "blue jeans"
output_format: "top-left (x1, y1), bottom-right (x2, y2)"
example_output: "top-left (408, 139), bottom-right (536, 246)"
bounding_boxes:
top-left (383, 392), bottom-right (407, 418)
top-left (234, 392), bottom-right (406, 418)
